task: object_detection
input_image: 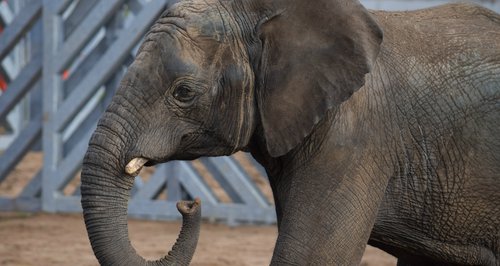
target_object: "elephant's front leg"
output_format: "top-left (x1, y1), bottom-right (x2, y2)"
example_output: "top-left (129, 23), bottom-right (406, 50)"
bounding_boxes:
top-left (270, 163), bottom-right (389, 265)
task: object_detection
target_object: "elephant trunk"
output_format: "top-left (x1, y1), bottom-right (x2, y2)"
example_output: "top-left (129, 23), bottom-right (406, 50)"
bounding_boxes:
top-left (81, 113), bottom-right (201, 266)
top-left (163, 199), bottom-right (201, 265)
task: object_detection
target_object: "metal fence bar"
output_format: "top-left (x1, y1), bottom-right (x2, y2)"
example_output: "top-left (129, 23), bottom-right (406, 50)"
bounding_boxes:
top-left (47, 0), bottom-right (73, 14)
top-left (128, 201), bottom-right (277, 223)
top-left (62, 38), bottom-right (107, 97)
top-left (55, 0), bottom-right (125, 73)
top-left (200, 157), bottom-right (269, 207)
top-left (52, 196), bottom-right (276, 223)
top-left (0, 0), bottom-right (41, 60)
top-left (0, 115), bottom-right (42, 182)
top-left (174, 161), bottom-right (219, 205)
top-left (0, 197), bottom-right (41, 212)
top-left (129, 201), bottom-right (182, 220)
top-left (244, 153), bottom-right (268, 180)
top-left (53, 127), bottom-right (94, 191)
top-left (199, 158), bottom-right (243, 204)
top-left (62, 0), bottom-right (99, 39)
top-left (0, 53), bottom-right (42, 121)
top-left (19, 170), bottom-right (42, 198)
top-left (134, 169), bottom-right (168, 200)
top-left (164, 163), bottom-right (185, 201)
top-left (42, 0), bottom-right (65, 212)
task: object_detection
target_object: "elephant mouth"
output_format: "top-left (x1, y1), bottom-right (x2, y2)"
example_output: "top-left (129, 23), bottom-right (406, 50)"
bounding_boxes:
top-left (125, 157), bottom-right (150, 176)
top-left (125, 156), bottom-right (173, 176)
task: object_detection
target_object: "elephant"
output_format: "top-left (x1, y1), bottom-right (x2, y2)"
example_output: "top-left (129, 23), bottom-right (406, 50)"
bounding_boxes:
top-left (80, 0), bottom-right (500, 265)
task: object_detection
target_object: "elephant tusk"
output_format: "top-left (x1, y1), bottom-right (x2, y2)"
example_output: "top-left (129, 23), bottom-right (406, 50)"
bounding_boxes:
top-left (125, 157), bottom-right (148, 176)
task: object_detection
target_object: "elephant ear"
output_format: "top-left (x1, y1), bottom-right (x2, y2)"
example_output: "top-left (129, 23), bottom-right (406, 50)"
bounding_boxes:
top-left (255, 0), bottom-right (383, 157)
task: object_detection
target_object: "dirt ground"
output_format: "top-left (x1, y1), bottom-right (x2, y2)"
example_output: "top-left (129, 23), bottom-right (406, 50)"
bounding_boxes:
top-left (0, 152), bottom-right (397, 265)
top-left (0, 212), bottom-right (396, 266)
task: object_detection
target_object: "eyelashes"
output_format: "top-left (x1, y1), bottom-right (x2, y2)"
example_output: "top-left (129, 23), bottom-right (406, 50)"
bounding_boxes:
top-left (173, 85), bottom-right (196, 102)
top-left (167, 78), bottom-right (205, 107)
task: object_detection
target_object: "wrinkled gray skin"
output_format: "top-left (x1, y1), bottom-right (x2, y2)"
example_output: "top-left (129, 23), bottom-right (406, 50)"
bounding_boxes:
top-left (81, 0), bottom-right (500, 265)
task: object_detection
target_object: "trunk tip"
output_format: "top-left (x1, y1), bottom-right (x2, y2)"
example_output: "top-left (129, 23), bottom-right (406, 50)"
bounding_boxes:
top-left (177, 198), bottom-right (201, 216)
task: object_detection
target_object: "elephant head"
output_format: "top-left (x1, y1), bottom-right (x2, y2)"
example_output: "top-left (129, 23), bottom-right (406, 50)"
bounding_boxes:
top-left (81, 0), bottom-right (382, 264)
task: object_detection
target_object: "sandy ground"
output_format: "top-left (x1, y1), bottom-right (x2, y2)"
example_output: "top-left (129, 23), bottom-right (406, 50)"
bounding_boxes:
top-left (0, 212), bottom-right (396, 266)
top-left (0, 152), bottom-right (397, 265)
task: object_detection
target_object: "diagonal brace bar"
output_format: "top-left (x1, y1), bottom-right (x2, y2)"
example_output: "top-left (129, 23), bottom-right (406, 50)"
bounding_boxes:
top-left (0, 114), bottom-right (42, 182)
top-left (0, 53), bottom-right (42, 122)
top-left (0, 0), bottom-right (42, 60)
top-left (55, 0), bottom-right (125, 73)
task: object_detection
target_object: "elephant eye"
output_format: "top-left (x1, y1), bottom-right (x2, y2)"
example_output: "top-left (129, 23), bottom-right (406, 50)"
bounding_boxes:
top-left (173, 85), bottom-right (196, 102)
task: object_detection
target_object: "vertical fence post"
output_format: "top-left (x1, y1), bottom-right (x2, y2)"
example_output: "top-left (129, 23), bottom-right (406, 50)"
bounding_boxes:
top-left (41, 0), bottom-right (65, 212)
